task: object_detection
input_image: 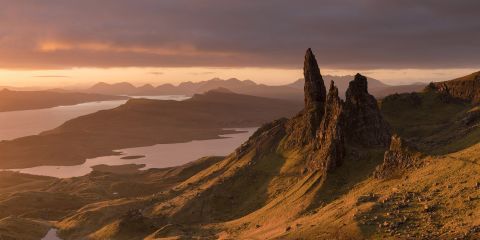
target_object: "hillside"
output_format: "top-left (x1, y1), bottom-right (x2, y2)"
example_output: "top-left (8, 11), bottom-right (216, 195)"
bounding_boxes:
top-left (0, 89), bottom-right (126, 112)
top-left (430, 71), bottom-right (480, 104)
top-left (0, 90), bottom-right (301, 169)
top-left (0, 49), bottom-right (478, 240)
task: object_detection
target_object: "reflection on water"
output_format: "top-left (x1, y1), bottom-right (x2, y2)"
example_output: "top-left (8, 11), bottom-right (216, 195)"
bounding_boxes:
top-left (12, 128), bottom-right (257, 178)
top-left (41, 229), bottom-right (62, 240)
top-left (0, 95), bottom-right (188, 141)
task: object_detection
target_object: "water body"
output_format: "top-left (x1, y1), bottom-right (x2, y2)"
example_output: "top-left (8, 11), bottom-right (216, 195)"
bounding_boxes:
top-left (41, 229), bottom-right (62, 240)
top-left (0, 95), bottom-right (188, 141)
top-left (13, 128), bottom-right (257, 178)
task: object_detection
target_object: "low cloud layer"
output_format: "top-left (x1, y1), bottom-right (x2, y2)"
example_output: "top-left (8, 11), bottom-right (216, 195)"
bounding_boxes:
top-left (0, 0), bottom-right (478, 70)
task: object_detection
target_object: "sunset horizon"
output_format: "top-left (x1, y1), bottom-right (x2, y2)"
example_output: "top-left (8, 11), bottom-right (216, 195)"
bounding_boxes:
top-left (1, 1), bottom-right (478, 88)
top-left (0, 1), bottom-right (479, 239)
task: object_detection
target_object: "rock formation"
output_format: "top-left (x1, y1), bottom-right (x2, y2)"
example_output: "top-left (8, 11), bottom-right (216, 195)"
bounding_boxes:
top-left (304, 48), bottom-right (327, 112)
top-left (430, 71), bottom-right (480, 104)
top-left (284, 49), bottom-right (327, 147)
top-left (374, 135), bottom-right (422, 179)
top-left (284, 49), bottom-right (390, 173)
top-left (312, 81), bottom-right (345, 172)
top-left (344, 74), bottom-right (391, 147)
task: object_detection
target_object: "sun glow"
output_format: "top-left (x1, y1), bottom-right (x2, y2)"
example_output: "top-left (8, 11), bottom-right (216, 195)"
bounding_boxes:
top-left (0, 66), bottom-right (477, 90)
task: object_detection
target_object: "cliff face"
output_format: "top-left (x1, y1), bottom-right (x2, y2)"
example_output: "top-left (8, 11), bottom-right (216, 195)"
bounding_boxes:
top-left (431, 71), bottom-right (480, 104)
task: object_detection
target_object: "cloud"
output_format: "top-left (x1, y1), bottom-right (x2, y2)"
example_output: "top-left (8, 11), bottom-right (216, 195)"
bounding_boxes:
top-left (149, 72), bottom-right (163, 75)
top-left (33, 75), bottom-right (70, 78)
top-left (190, 71), bottom-right (215, 75)
top-left (0, 0), bottom-right (478, 70)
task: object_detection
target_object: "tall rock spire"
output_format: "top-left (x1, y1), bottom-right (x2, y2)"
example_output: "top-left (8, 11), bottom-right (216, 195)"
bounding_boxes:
top-left (283, 48), bottom-right (327, 147)
top-left (304, 48), bottom-right (327, 111)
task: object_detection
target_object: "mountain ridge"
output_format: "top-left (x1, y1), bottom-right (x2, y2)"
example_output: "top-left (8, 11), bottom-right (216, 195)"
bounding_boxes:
top-left (86, 75), bottom-right (427, 100)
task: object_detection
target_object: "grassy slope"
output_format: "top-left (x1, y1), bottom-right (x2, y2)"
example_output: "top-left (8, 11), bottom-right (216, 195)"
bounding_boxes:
top-left (0, 216), bottom-right (51, 240)
top-left (281, 142), bottom-right (480, 239)
top-left (381, 91), bottom-right (480, 154)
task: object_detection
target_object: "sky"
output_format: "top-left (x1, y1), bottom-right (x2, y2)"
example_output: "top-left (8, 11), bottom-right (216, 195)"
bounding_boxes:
top-left (0, 0), bottom-right (478, 88)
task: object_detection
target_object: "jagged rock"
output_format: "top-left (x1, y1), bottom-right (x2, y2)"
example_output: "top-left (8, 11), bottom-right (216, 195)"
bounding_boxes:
top-left (311, 81), bottom-right (345, 172)
top-left (304, 48), bottom-right (327, 112)
top-left (344, 73), bottom-right (391, 147)
top-left (284, 49), bottom-right (326, 147)
top-left (283, 50), bottom-right (391, 173)
top-left (374, 135), bottom-right (422, 179)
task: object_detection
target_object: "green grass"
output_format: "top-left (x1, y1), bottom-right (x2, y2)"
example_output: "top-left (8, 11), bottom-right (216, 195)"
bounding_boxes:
top-left (381, 91), bottom-right (469, 138)
top-left (381, 91), bottom-right (479, 154)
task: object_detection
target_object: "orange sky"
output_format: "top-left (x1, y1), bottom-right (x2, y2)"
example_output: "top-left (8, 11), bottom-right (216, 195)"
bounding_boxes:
top-left (0, 1), bottom-right (478, 88)
top-left (0, 67), bottom-right (477, 89)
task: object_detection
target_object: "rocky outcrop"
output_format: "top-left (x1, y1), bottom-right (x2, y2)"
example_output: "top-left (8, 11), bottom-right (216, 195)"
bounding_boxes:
top-left (344, 74), bottom-right (391, 147)
top-left (312, 81), bottom-right (346, 172)
top-left (284, 49), bottom-right (327, 147)
top-left (283, 49), bottom-right (391, 174)
top-left (430, 71), bottom-right (480, 104)
top-left (374, 135), bottom-right (422, 179)
top-left (304, 48), bottom-right (327, 112)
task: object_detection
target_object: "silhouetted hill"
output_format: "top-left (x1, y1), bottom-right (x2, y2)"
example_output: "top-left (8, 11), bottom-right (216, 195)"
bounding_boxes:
top-left (86, 78), bottom-right (302, 100)
top-left (87, 76), bottom-right (427, 101)
top-left (0, 90), bottom-right (301, 169)
top-left (0, 89), bottom-right (127, 112)
top-left (88, 82), bottom-right (137, 95)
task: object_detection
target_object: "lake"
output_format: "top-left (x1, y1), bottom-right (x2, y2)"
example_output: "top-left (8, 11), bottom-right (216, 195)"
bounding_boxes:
top-left (12, 128), bottom-right (257, 178)
top-left (0, 95), bottom-right (189, 141)
top-left (41, 229), bottom-right (61, 240)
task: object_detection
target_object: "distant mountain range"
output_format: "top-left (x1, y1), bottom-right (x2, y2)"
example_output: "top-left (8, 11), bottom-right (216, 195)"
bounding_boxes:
top-left (86, 76), bottom-right (427, 100)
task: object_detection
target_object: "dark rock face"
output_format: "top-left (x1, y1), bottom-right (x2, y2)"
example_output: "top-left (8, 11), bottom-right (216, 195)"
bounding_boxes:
top-left (312, 81), bottom-right (345, 172)
top-left (283, 49), bottom-right (390, 174)
top-left (431, 71), bottom-right (480, 104)
top-left (284, 49), bottom-right (326, 147)
top-left (374, 135), bottom-right (422, 179)
top-left (344, 74), bottom-right (391, 147)
top-left (304, 48), bottom-right (327, 112)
